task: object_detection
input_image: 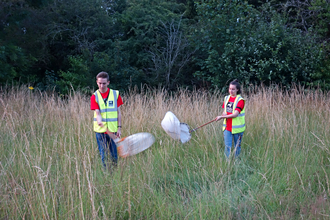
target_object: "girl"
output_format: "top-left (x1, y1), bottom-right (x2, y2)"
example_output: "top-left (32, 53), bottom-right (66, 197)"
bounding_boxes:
top-left (215, 79), bottom-right (245, 158)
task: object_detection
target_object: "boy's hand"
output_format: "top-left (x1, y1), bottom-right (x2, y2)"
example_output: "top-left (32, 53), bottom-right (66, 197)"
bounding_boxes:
top-left (98, 121), bottom-right (104, 127)
top-left (117, 128), bottom-right (121, 138)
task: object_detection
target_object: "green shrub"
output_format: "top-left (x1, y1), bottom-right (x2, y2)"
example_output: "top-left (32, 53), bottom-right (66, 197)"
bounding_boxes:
top-left (194, 2), bottom-right (325, 90)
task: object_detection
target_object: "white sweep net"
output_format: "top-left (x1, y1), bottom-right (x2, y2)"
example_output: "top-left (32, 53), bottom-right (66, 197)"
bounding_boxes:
top-left (180, 123), bottom-right (191, 143)
top-left (161, 111), bottom-right (181, 140)
top-left (116, 132), bottom-right (155, 158)
top-left (161, 111), bottom-right (191, 143)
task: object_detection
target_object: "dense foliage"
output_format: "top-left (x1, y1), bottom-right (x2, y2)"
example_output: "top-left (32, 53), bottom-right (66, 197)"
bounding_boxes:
top-left (193, 2), bottom-right (325, 90)
top-left (1, 0), bottom-right (329, 92)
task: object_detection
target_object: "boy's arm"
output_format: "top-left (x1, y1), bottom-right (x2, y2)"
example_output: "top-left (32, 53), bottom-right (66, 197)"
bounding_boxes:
top-left (95, 109), bottom-right (104, 127)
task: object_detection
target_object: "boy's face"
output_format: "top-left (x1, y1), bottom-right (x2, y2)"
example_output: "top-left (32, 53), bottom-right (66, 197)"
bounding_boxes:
top-left (96, 78), bottom-right (109, 93)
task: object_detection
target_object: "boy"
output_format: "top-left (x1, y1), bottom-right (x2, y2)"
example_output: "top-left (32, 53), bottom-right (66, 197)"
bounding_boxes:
top-left (90, 72), bottom-right (123, 166)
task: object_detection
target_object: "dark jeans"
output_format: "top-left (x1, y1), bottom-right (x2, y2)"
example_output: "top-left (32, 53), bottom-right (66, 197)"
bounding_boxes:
top-left (95, 132), bottom-right (118, 166)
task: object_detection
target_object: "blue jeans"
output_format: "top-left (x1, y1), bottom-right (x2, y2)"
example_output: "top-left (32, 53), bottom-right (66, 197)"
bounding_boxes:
top-left (95, 132), bottom-right (118, 166)
top-left (223, 130), bottom-right (244, 158)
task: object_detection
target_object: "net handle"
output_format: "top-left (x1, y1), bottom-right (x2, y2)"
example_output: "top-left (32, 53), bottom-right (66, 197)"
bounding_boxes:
top-left (189, 118), bottom-right (217, 133)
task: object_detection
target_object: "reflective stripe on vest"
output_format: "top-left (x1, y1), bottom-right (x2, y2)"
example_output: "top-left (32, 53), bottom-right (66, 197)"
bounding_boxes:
top-left (222, 95), bottom-right (246, 134)
top-left (93, 118), bottom-right (118, 122)
top-left (232, 124), bottom-right (245, 129)
top-left (223, 124), bottom-right (246, 128)
top-left (93, 89), bottom-right (119, 133)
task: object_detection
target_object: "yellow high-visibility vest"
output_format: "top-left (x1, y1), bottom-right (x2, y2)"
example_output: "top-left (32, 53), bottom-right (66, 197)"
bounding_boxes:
top-left (223, 95), bottom-right (246, 134)
top-left (93, 89), bottom-right (119, 133)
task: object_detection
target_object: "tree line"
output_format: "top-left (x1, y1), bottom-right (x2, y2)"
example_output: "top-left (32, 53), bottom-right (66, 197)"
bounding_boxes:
top-left (1, 0), bottom-right (330, 93)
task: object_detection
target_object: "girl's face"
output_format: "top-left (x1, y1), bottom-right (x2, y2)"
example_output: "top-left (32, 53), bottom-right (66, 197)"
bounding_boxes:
top-left (229, 84), bottom-right (238, 96)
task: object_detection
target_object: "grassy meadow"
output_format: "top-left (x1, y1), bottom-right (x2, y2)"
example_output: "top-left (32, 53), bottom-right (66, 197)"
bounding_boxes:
top-left (0, 85), bottom-right (330, 219)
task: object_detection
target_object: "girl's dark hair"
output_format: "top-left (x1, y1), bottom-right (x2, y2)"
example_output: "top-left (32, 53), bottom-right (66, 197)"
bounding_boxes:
top-left (230, 79), bottom-right (241, 94)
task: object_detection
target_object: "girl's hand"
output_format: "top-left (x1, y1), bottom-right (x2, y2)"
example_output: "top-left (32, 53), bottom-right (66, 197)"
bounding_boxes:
top-left (215, 116), bottom-right (223, 121)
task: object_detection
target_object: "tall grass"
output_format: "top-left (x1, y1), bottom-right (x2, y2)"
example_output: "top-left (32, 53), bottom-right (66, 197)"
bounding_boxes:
top-left (0, 85), bottom-right (329, 219)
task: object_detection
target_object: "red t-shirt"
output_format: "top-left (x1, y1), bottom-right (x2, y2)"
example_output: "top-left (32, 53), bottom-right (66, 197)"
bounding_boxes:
top-left (90, 88), bottom-right (123, 110)
top-left (222, 96), bottom-right (244, 132)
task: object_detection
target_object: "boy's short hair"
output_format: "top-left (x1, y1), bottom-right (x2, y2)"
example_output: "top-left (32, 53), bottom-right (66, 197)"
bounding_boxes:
top-left (96, 72), bottom-right (109, 81)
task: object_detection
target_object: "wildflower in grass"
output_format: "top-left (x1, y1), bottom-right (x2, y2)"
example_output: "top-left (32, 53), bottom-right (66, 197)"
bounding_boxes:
top-left (29, 86), bottom-right (34, 90)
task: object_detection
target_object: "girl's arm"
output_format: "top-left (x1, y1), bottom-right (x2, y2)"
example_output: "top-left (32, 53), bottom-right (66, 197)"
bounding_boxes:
top-left (215, 110), bottom-right (239, 121)
top-left (221, 110), bottom-right (239, 119)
